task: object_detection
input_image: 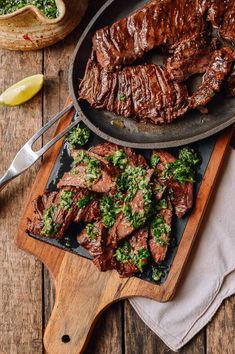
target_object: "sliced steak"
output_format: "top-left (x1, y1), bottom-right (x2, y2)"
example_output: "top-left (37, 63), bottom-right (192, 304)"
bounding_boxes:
top-left (90, 142), bottom-right (148, 168)
top-left (152, 150), bottom-right (193, 218)
top-left (93, 0), bottom-right (206, 70)
top-left (27, 187), bottom-right (87, 238)
top-left (74, 198), bottom-right (100, 223)
top-left (77, 220), bottom-right (107, 257)
top-left (58, 150), bottom-right (115, 194)
top-left (149, 198), bottom-right (173, 263)
top-left (93, 247), bottom-right (117, 272)
top-left (189, 47), bottom-right (235, 109)
top-left (79, 60), bottom-right (189, 125)
top-left (166, 33), bottom-right (214, 82)
top-left (107, 169), bottom-right (154, 248)
top-left (208, 0), bottom-right (235, 45)
top-left (116, 228), bottom-right (149, 277)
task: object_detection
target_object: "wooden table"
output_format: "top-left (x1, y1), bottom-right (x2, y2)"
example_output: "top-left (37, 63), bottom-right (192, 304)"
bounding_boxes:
top-left (0, 1), bottom-right (234, 353)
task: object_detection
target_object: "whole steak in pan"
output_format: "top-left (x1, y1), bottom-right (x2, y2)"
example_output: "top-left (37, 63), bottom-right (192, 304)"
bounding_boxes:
top-left (79, 60), bottom-right (189, 125)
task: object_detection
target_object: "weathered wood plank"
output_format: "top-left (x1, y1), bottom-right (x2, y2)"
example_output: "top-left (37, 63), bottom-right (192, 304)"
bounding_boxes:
top-left (206, 295), bottom-right (235, 354)
top-left (0, 49), bottom-right (43, 354)
top-left (124, 300), bottom-right (205, 354)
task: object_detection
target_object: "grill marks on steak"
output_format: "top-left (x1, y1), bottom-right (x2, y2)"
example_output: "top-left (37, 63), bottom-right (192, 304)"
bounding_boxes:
top-left (79, 60), bottom-right (188, 125)
top-left (226, 68), bottom-right (235, 97)
top-left (166, 33), bottom-right (215, 82)
top-left (149, 198), bottom-right (173, 263)
top-left (77, 220), bottom-right (107, 257)
top-left (27, 187), bottom-right (89, 238)
top-left (189, 47), bottom-right (235, 109)
top-left (57, 150), bottom-right (116, 194)
top-left (153, 150), bottom-right (193, 218)
top-left (93, 0), bottom-right (206, 70)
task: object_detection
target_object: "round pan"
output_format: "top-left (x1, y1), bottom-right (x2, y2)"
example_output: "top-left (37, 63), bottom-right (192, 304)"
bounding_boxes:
top-left (69, 0), bottom-right (235, 149)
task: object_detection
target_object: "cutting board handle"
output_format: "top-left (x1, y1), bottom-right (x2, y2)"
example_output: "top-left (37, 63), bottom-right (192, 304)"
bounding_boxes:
top-left (43, 252), bottom-right (128, 354)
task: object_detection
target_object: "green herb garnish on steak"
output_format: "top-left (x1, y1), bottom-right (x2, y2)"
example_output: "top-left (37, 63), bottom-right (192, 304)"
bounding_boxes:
top-left (67, 123), bottom-right (90, 150)
top-left (41, 205), bottom-right (60, 237)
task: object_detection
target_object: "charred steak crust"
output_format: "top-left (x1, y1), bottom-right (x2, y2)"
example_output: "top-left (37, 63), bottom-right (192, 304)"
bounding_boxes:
top-left (79, 60), bottom-right (189, 125)
top-left (93, 0), bottom-right (206, 70)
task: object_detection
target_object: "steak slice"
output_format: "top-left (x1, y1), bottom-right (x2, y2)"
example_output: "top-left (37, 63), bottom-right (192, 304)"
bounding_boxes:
top-left (79, 60), bottom-right (189, 125)
top-left (57, 150), bottom-right (115, 194)
top-left (93, 0), bottom-right (206, 70)
top-left (107, 169), bottom-right (154, 248)
top-left (77, 220), bottom-right (107, 257)
top-left (152, 150), bottom-right (193, 218)
top-left (115, 228), bottom-right (149, 277)
top-left (166, 33), bottom-right (214, 82)
top-left (149, 198), bottom-right (172, 263)
top-left (27, 187), bottom-right (87, 239)
top-left (189, 47), bottom-right (235, 109)
top-left (90, 142), bottom-right (148, 168)
top-left (208, 0), bottom-right (235, 45)
top-left (74, 198), bottom-right (100, 223)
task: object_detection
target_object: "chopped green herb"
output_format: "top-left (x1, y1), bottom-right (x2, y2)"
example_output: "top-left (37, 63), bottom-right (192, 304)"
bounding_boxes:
top-left (60, 189), bottom-right (75, 211)
top-left (72, 151), bottom-right (102, 184)
top-left (152, 264), bottom-right (168, 282)
top-left (106, 150), bottom-right (127, 169)
top-left (119, 93), bottom-right (127, 102)
top-left (64, 236), bottom-right (72, 248)
top-left (99, 196), bottom-right (117, 228)
top-left (0, 0), bottom-right (59, 19)
top-left (41, 205), bottom-right (60, 237)
top-left (77, 195), bottom-right (93, 209)
top-left (151, 153), bottom-right (160, 168)
top-left (163, 147), bottom-right (200, 183)
top-left (123, 204), bottom-right (147, 229)
top-left (151, 215), bottom-right (171, 246)
top-left (156, 198), bottom-right (167, 211)
top-left (86, 223), bottom-right (98, 240)
top-left (67, 124), bottom-right (90, 150)
top-left (114, 241), bottom-right (150, 272)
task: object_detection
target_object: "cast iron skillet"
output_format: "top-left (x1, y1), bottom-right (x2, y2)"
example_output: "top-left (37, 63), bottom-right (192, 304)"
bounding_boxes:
top-left (69, 0), bottom-right (235, 149)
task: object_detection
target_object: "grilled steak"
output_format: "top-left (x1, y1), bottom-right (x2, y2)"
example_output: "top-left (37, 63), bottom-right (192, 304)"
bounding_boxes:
top-left (149, 198), bottom-right (172, 263)
top-left (74, 198), bottom-right (100, 223)
top-left (79, 59), bottom-right (188, 125)
top-left (93, 247), bottom-right (117, 271)
top-left (152, 150), bottom-right (193, 218)
top-left (91, 142), bottom-right (148, 168)
top-left (58, 150), bottom-right (116, 194)
top-left (166, 33), bottom-right (214, 82)
top-left (189, 47), bottom-right (235, 109)
top-left (107, 168), bottom-right (154, 248)
top-left (93, 0), bottom-right (206, 70)
top-left (116, 228), bottom-right (149, 277)
top-left (208, 0), bottom-right (235, 45)
top-left (77, 220), bottom-right (107, 257)
top-left (27, 187), bottom-right (87, 238)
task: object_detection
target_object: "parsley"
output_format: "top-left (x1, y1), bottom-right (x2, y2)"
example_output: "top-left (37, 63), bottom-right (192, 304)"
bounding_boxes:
top-left (151, 153), bottom-right (160, 168)
top-left (156, 199), bottom-right (167, 211)
top-left (114, 241), bottom-right (150, 272)
top-left (41, 205), bottom-right (60, 237)
top-left (119, 93), bottom-right (127, 102)
top-left (99, 196), bottom-right (118, 228)
top-left (106, 150), bottom-right (127, 169)
top-left (60, 189), bottom-right (75, 211)
top-left (86, 223), bottom-right (98, 240)
top-left (152, 264), bottom-right (168, 282)
top-left (67, 124), bottom-right (90, 150)
top-left (151, 215), bottom-right (171, 246)
top-left (72, 152), bottom-right (101, 184)
top-left (163, 147), bottom-right (200, 183)
top-left (77, 195), bottom-right (93, 209)
top-left (123, 204), bottom-right (147, 229)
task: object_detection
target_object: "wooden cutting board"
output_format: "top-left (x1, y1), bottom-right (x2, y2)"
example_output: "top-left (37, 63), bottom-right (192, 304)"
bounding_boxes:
top-left (16, 99), bottom-right (233, 354)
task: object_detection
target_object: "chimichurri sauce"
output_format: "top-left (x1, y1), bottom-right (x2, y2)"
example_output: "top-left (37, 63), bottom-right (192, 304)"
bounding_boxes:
top-left (0, 0), bottom-right (59, 19)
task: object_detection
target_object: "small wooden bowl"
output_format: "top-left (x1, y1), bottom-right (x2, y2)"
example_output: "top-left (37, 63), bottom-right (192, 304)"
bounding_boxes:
top-left (0, 0), bottom-right (88, 50)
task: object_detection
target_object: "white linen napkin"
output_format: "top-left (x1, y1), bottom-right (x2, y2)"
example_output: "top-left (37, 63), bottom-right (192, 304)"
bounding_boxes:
top-left (130, 147), bottom-right (235, 351)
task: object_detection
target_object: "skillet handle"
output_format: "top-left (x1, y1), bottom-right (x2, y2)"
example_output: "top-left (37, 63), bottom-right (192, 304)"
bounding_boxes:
top-left (44, 252), bottom-right (127, 354)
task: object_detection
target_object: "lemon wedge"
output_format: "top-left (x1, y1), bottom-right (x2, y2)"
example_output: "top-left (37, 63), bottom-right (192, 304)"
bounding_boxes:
top-left (0, 74), bottom-right (44, 106)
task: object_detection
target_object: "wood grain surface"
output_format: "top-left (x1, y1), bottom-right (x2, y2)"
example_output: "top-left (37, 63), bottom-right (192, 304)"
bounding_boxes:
top-left (0, 1), bottom-right (234, 353)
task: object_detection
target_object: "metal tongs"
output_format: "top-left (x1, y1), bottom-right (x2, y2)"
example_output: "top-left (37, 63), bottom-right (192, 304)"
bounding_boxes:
top-left (0, 103), bottom-right (77, 191)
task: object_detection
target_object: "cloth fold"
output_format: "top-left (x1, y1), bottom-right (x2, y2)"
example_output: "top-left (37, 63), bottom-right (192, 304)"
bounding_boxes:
top-left (130, 147), bottom-right (235, 351)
